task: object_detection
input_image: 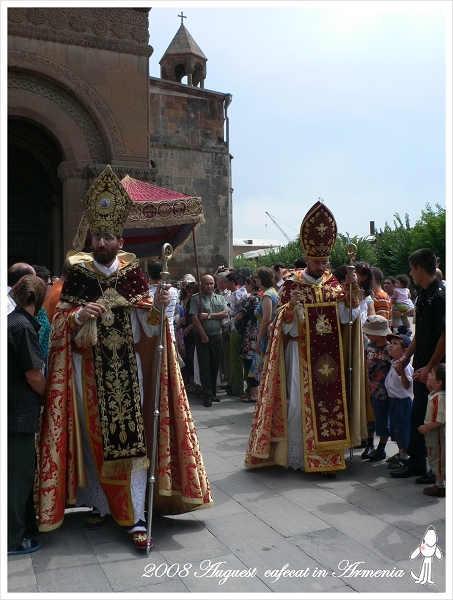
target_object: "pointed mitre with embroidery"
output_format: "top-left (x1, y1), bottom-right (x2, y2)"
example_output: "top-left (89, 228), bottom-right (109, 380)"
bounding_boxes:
top-left (83, 165), bottom-right (132, 236)
top-left (300, 200), bottom-right (337, 260)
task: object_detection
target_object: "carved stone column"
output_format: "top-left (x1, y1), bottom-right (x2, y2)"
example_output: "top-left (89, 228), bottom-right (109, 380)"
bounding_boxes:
top-left (50, 195), bottom-right (63, 274)
top-left (57, 160), bottom-right (91, 253)
top-left (184, 59), bottom-right (196, 86)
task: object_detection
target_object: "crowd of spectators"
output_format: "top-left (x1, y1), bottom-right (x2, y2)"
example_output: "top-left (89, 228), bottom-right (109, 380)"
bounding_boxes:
top-left (7, 251), bottom-right (445, 555)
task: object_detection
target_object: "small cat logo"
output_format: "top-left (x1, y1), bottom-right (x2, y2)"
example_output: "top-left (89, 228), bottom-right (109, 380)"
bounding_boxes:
top-left (410, 525), bottom-right (443, 585)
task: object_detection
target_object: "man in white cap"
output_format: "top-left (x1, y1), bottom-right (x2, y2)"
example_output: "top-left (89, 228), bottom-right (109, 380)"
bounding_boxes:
top-left (181, 273), bottom-right (196, 287)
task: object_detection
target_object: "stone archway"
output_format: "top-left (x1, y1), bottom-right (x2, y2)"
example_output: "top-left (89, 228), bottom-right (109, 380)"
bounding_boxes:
top-left (8, 68), bottom-right (111, 271)
top-left (8, 117), bottom-right (64, 273)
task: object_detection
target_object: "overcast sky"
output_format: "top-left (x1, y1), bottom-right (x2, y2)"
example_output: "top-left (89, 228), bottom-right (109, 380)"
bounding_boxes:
top-left (148, 1), bottom-right (450, 246)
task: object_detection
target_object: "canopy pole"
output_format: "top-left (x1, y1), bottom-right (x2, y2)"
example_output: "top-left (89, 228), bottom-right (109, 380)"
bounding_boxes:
top-left (192, 226), bottom-right (203, 320)
top-left (192, 225), bottom-right (201, 288)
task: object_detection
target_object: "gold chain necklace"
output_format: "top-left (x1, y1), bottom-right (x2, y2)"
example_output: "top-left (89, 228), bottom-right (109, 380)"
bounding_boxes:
top-left (96, 268), bottom-right (120, 327)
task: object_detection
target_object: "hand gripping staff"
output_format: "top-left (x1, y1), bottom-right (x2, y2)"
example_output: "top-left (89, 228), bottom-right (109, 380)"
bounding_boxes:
top-left (146, 243), bottom-right (173, 555)
top-left (346, 242), bottom-right (357, 465)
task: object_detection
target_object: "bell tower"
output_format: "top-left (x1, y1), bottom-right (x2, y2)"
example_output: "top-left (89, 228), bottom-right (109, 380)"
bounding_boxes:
top-left (159, 12), bottom-right (207, 88)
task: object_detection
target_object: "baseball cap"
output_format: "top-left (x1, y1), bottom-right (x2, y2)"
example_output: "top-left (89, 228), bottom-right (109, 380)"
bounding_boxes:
top-left (362, 315), bottom-right (392, 336)
top-left (182, 274), bottom-right (196, 283)
top-left (386, 333), bottom-right (411, 348)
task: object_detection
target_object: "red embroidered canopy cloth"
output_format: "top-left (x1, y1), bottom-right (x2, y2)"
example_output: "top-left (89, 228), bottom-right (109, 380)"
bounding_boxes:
top-left (72, 175), bottom-right (205, 257)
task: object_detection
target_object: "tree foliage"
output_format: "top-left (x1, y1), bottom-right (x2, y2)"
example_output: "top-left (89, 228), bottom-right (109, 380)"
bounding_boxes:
top-left (373, 204), bottom-right (446, 277)
top-left (411, 204), bottom-right (445, 270)
top-left (372, 213), bottom-right (414, 277)
top-left (233, 204), bottom-right (445, 279)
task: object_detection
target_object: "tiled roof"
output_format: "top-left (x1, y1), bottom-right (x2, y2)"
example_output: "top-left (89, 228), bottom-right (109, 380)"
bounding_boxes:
top-left (160, 24), bottom-right (207, 61)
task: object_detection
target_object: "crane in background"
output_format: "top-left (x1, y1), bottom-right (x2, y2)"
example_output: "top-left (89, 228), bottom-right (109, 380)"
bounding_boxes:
top-left (265, 212), bottom-right (292, 244)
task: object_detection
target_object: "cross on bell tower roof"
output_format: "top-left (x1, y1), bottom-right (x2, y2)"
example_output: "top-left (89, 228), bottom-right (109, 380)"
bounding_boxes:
top-left (159, 16), bottom-right (207, 88)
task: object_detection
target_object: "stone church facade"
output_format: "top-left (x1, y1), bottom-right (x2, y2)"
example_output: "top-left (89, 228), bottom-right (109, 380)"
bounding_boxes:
top-left (7, 7), bottom-right (232, 279)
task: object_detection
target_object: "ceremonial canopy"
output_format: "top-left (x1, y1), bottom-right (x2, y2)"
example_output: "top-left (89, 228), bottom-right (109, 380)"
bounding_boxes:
top-left (72, 175), bottom-right (205, 257)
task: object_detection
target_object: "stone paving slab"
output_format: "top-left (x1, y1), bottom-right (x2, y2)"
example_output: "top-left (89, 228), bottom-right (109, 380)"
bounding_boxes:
top-left (206, 438), bottom-right (250, 457)
top-left (94, 541), bottom-right (170, 593)
top-left (242, 463), bottom-right (306, 489)
top-left (241, 494), bottom-right (331, 537)
top-left (128, 578), bottom-right (190, 593)
top-left (190, 482), bottom-right (248, 521)
top-left (280, 483), bottom-right (351, 512)
top-left (201, 511), bottom-right (346, 593)
top-left (5, 582), bottom-right (40, 594)
top-left (324, 479), bottom-right (441, 526)
top-left (154, 519), bottom-right (229, 564)
top-left (211, 423), bottom-right (257, 440)
top-left (221, 451), bottom-right (251, 469)
top-left (309, 502), bottom-right (427, 563)
top-left (6, 554), bottom-right (37, 591)
top-left (198, 450), bottom-right (241, 476)
top-left (35, 561), bottom-right (113, 593)
top-left (209, 468), bottom-right (280, 503)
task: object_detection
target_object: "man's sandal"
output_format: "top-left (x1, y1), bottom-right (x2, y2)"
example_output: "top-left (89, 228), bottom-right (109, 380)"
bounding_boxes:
top-left (85, 511), bottom-right (105, 530)
top-left (388, 458), bottom-right (408, 470)
top-left (386, 452), bottom-right (401, 463)
top-left (319, 471), bottom-right (337, 478)
top-left (241, 392), bottom-right (255, 403)
top-left (8, 538), bottom-right (41, 555)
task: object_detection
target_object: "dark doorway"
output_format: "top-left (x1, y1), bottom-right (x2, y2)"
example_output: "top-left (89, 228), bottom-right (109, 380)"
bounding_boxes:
top-left (8, 117), bottom-right (63, 273)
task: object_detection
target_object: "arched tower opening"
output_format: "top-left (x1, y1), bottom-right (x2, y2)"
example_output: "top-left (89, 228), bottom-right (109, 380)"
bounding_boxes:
top-left (174, 63), bottom-right (188, 84)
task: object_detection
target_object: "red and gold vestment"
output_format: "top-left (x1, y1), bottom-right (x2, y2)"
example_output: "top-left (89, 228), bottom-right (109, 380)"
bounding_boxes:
top-left (38, 252), bottom-right (213, 532)
top-left (245, 271), bottom-right (369, 473)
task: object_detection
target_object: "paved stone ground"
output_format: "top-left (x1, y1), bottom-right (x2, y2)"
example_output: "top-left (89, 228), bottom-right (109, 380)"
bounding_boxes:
top-left (7, 387), bottom-right (447, 596)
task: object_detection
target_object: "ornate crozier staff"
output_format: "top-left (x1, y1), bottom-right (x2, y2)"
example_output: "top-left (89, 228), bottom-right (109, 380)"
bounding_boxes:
top-left (146, 242), bottom-right (173, 555)
top-left (346, 242), bottom-right (357, 464)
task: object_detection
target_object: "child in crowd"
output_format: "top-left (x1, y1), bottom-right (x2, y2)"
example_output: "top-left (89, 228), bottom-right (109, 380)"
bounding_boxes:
top-left (384, 334), bottom-right (414, 470)
top-left (371, 267), bottom-right (391, 325)
top-left (418, 363), bottom-right (446, 498)
top-left (361, 315), bottom-right (393, 461)
top-left (391, 274), bottom-right (412, 334)
top-left (355, 262), bottom-right (376, 327)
